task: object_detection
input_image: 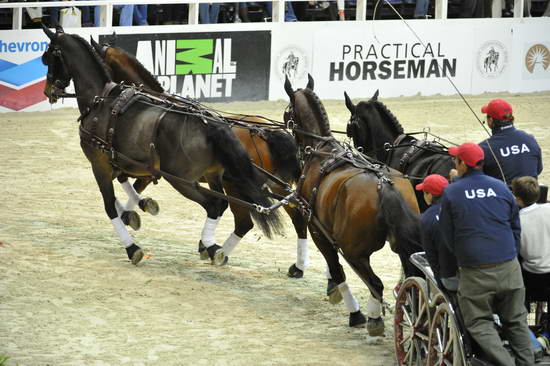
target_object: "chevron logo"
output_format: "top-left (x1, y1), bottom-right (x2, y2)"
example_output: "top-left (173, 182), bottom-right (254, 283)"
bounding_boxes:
top-left (0, 56), bottom-right (48, 111)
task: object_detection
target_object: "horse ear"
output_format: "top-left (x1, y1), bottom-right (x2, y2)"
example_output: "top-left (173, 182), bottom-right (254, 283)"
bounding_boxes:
top-left (284, 76), bottom-right (295, 102)
top-left (306, 73), bottom-right (314, 90)
top-left (344, 92), bottom-right (356, 114)
top-left (41, 23), bottom-right (55, 40)
top-left (55, 25), bottom-right (65, 34)
top-left (90, 37), bottom-right (104, 57)
top-left (372, 89), bottom-right (379, 101)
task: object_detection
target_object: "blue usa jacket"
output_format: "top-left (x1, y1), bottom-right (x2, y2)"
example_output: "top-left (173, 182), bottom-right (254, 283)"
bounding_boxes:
top-left (420, 202), bottom-right (458, 282)
top-left (439, 169), bottom-right (521, 267)
top-left (479, 125), bottom-right (542, 185)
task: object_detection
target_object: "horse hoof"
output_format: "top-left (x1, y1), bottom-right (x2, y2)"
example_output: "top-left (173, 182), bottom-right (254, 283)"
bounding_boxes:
top-left (349, 310), bottom-right (367, 328)
top-left (327, 280), bottom-right (342, 304)
top-left (121, 210), bottom-right (141, 231)
top-left (366, 316), bottom-right (385, 336)
top-left (139, 198), bottom-right (159, 216)
top-left (198, 241), bottom-right (209, 260)
top-left (287, 264), bottom-right (304, 278)
top-left (126, 244), bottom-right (144, 265)
top-left (213, 249), bottom-right (228, 266)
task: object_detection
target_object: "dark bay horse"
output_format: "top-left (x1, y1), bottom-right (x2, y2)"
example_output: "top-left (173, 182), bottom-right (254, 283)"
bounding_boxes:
top-left (90, 40), bottom-right (310, 278)
top-left (344, 90), bottom-right (454, 211)
top-left (284, 76), bottom-right (421, 335)
top-left (41, 25), bottom-right (281, 266)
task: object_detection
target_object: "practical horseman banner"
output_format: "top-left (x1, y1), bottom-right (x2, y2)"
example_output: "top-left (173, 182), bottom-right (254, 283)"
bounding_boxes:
top-left (101, 31), bottom-right (271, 102)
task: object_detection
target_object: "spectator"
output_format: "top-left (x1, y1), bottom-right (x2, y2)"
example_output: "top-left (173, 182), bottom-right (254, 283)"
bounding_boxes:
top-left (439, 142), bottom-right (534, 366)
top-left (414, 0), bottom-right (430, 18)
top-left (239, 1), bottom-right (297, 21)
top-left (49, 0), bottom-right (93, 27)
top-left (511, 176), bottom-right (550, 305)
top-left (133, 5), bottom-right (148, 25)
top-left (200, 3), bottom-right (220, 23)
top-left (479, 98), bottom-right (542, 186)
top-left (415, 174), bottom-right (458, 291)
top-left (94, 4), bottom-right (146, 26)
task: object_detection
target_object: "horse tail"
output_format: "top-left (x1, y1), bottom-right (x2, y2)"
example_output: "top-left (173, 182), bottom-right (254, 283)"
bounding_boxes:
top-left (265, 130), bottom-right (301, 184)
top-left (377, 183), bottom-right (423, 277)
top-left (207, 124), bottom-right (284, 239)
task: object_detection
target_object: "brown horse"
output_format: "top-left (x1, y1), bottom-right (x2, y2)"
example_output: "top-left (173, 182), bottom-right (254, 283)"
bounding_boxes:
top-left (41, 25), bottom-right (282, 267)
top-left (90, 39), bottom-right (310, 277)
top-left (284, 75), bottom-right (421, 335)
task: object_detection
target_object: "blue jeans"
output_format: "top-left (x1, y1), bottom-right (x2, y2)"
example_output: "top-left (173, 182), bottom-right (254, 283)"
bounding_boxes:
top-left (199, 3), bottom-right (220, 23)
top-left (265, 1), bottom-right (297, 21)
top-left (94, 4), bottom-right (135, 26)
top-left (414, 0), bottom-right (429, 17)
top-left (50, 0), bottom-right (91, 26)
top-left (133, 5), bottom-right (148, 25)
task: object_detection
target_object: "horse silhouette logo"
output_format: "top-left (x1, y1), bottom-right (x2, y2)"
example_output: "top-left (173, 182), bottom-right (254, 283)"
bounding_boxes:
top-left (277, 46), bottom-right (308, 84)
top-left (282, 52), bottom-right (300, 81)
top-left (525, 44), bottom-right (550, 74)
top-left (477, 41), bottom-right (507, 79)
top-left (484, 48), bottom-right (499, 73)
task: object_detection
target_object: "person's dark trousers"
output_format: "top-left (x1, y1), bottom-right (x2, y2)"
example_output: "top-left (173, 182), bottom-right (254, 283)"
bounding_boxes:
top-left (521, 268), bottom-right (550, 311)
top-left (458, 259), bottom-right (534, 366)
top-left (460, 0), bottom-right (485, 17)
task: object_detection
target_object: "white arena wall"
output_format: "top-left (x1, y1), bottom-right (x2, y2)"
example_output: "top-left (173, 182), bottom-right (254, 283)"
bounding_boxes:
top-left (0, 17), bottom-right (549, 112)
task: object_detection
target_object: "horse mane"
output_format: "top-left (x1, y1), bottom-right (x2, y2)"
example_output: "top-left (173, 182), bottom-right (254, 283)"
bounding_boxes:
top-left (302, 88), bottom-right (331, 136)
top-left (69, 34), bottom-right (112, 81)
top-left (112, 47), bottom-right (164, 92)
top-left (371, 100), bottom-right (404, 135)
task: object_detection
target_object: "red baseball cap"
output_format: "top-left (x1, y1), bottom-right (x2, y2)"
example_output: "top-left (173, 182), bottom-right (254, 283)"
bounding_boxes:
top-left (448, 142), bottom-right (485, 167)
top-left (415, 174), bottom-right (449, 196)
top-left (481, 98), bottom-right (513, 120)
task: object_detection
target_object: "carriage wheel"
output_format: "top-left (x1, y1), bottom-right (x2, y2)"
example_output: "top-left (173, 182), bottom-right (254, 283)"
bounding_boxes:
top-left (394, 277), bottom-right (431, 365)
top-left (427, 302), bottom-right (464, 366)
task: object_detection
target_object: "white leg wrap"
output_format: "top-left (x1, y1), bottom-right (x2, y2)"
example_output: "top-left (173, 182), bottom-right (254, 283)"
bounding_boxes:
top-left (222, 232), bottom-right (241, 256)
top-left (337, 0), bottom-right (345, 10)
top-left (201, 217), bottom-right (220, 248)
top-left (121, 181), bottom-right (142, 210)
top-left (365, 296), bottom-right (382, 318)
top-left (325, 264), bottom-right (332, 279)
top-left (295, 238), bottom-right (309, 271)
top-left (338, 282), bottom-right (360, 313)
top-left (115, 199), bottom-right (125, 216)
top-left (111, 217), bottom-right (133, 248)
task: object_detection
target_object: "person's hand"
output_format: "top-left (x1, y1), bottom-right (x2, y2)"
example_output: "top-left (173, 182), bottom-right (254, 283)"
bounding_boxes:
top-left (449, 169), bottom-right (458, 181)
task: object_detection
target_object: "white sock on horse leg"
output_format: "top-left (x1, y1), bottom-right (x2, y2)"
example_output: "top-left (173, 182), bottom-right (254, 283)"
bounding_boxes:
top-left (121, 181), bottom-right (142, 210)
top-left (115, 199), bottom-right (125, 216)
top-left (111, 217), bottom-right (133, 248)
top-left (338, 282), bottom-right (360, 313)
top-left (365, 296), bottom-right (382, 318)
top-left (295, 238), bottom-right (309, 271)
top-left (326, 264), bottom-right (332, 279)
top-left (201, 217), bottom-right (220, 248)
top-left (222, 232), bottom-right (241, 256)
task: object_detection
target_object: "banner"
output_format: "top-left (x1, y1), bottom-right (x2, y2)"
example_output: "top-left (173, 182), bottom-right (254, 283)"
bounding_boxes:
top-left (0, 32), bottom-right (50, 111)
top-left (101, 31), bottom-right (271, 102)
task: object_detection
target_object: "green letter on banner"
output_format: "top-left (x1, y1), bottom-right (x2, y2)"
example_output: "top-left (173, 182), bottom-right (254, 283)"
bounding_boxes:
top-left (176, 39), bottom-right (213, 75)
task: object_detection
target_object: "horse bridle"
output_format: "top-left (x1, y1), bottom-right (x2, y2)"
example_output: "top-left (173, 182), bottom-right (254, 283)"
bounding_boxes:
top-left (44, 43), bottom-right (74, 100)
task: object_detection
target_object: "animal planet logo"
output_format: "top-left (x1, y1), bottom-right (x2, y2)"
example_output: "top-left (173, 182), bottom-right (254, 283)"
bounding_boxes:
top-left (525, 44), bottom-right (550, 74)
top-left (477, 41), bottom-right (507, 79)
top-left (276, 47), bottom-right (308, 84)
top-left (135, 38), bottom-right (237, 98)
top-left (0, 40), bottom-right (49, 111)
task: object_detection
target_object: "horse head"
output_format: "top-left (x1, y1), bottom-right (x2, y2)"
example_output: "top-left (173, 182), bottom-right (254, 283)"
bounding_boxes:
top-left (41, 25), bottom-right (111, 107)
top-left (41, 24), bottom-right (73, 103)
top-left (284, 74), bottom-right (331, 149)
top-left (344, 89), bottom-right (403, 162)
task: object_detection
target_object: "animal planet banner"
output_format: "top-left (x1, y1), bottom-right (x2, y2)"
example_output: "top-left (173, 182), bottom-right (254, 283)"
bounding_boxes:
top-left (100, 31), bottom-right (271, 102)
top-left (309, 21), bottom-right (475, 99)
top-left (0, 31), bottom-right (50, 111)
